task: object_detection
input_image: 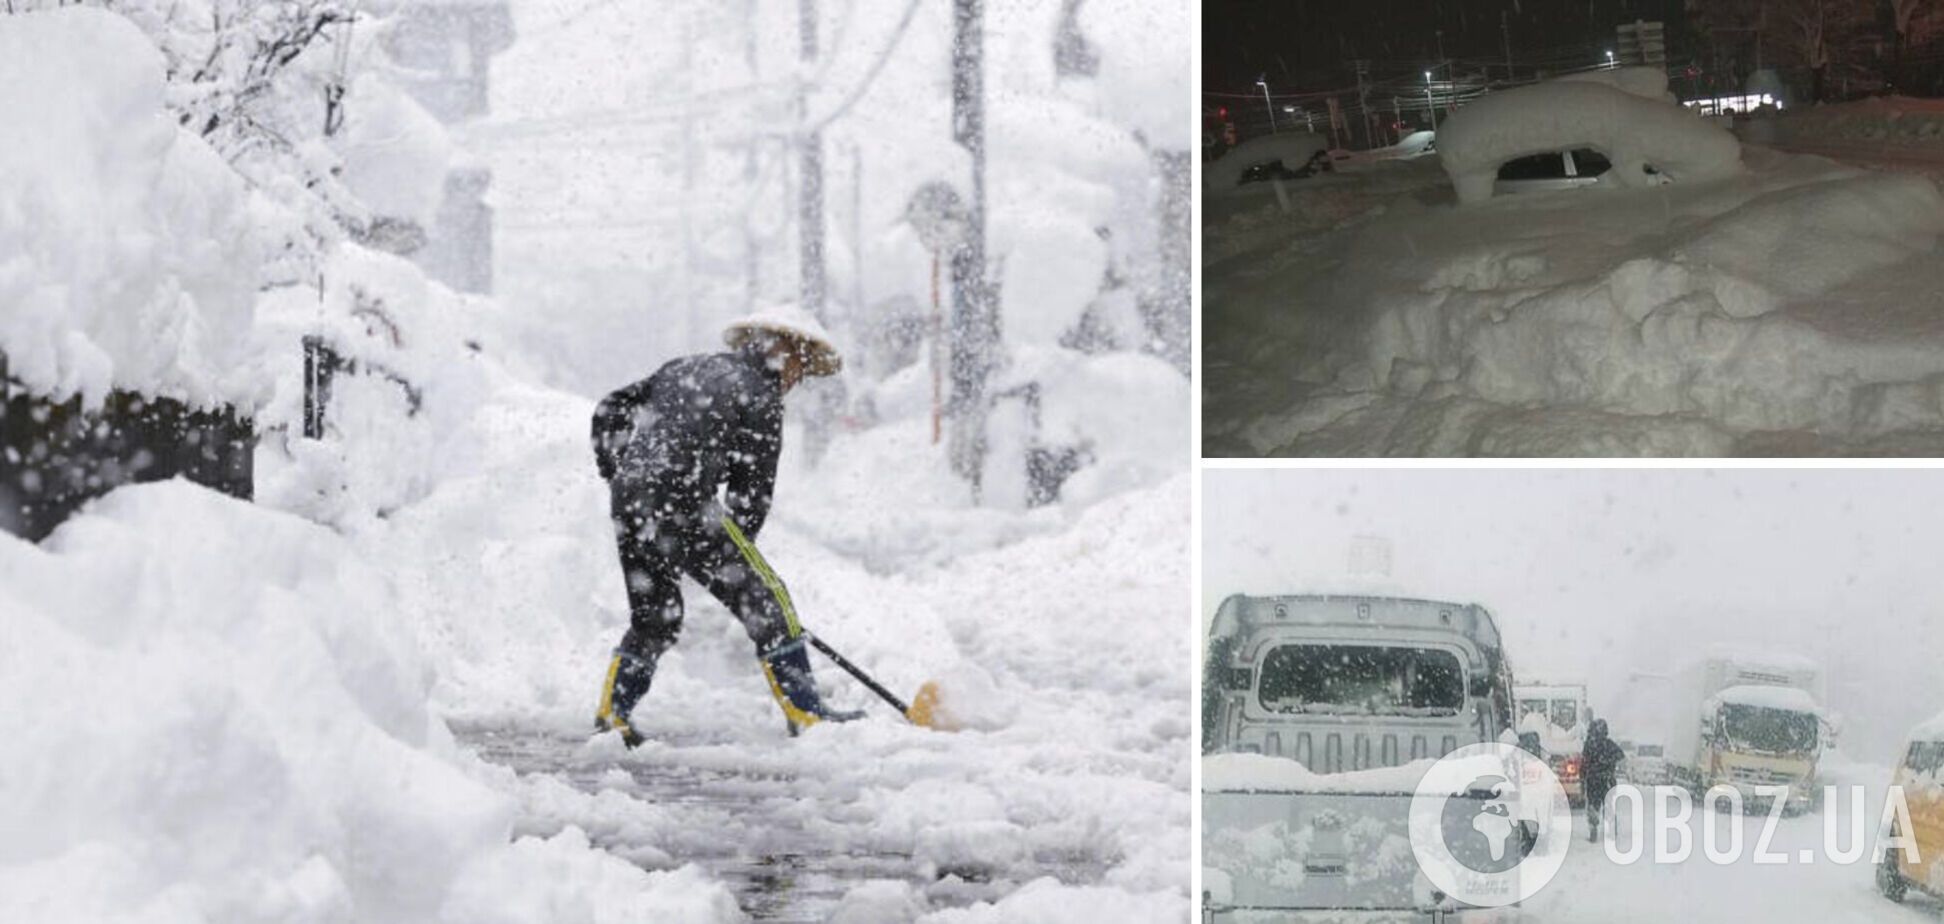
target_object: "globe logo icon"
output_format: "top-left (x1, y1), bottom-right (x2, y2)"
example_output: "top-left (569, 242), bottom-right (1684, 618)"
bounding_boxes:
top-left (1438, 774), bottom-right (1542, 874)
top-left (1410, 744), bottom-right (1573, 907)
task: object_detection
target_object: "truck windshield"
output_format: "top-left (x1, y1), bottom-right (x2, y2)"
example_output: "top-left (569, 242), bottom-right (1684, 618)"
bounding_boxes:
top-left (1721, 704), bottom-right (1819, 755)
top-left (1258, 645), bottom-right (1465, 716)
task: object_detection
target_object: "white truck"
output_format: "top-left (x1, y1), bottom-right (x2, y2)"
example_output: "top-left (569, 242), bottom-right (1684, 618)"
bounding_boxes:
top-left (1202, 594), bottom-right (1521, 920)
top-left (1608, 672), bottom-right (1675, 785)
top-left (1658, 654), bottom-right (1827, 814)
top-left (1515, 681), bottom-right (1590, 805)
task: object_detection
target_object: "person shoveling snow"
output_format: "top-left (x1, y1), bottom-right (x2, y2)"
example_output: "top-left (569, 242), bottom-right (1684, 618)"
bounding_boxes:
top-left (591, 307), bottom-right (887, 746)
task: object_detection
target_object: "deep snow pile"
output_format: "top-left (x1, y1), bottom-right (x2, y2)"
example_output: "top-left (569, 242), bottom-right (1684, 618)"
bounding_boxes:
top-left (0, 8), bottom-right (266, 409)
top-left (1204, 143), bottom-right (1944, 456)
top-left (1438, 79), bottom-right (1742, 204)
top-left (1205, 132), bottom-right (1331, 191)
top-left (0, 483), bottom-right (744, 923)
top-left (1741, 95), bottom-right (1944, 170)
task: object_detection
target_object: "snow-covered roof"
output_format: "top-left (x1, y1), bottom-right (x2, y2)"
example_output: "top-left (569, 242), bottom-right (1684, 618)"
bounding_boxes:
top-left (1913, 708), bottom-right (1944, 743)
top-left (1437, 79), bottom-right (1740, 204)
top-left (0, 8), bottom-right (266, 410)
top-left (1209, 594), bottom-right (1503, 653)
top-left (1701, 647), bottom-right (1823, 674)
top-left (1714, 684), bottom-right (1820, 713)
top-left (1552, 65), bottom-right (1675, 102)
top-left (1515, 682), bottom-right (1587, 699)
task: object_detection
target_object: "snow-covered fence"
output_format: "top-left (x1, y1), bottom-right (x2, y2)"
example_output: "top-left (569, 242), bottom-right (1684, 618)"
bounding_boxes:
top-left (0, 351), bottom-right (254, 542)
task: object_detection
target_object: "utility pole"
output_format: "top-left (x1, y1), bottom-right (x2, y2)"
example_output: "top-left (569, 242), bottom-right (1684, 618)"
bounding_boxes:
top-left (1501, 10), bottom-right (1513, 80)
top-left (797, 0), bottom-right (827, 323)
top-left (1353, 60), bottom-right (1371, 149)
top-left (949, 0), bottom-right (996, 491)
top-left (1256, 76), bottom-right (1278, 133)
top-left (1436, 29), bottom-right (1446, 77)
top-left (1424, 70), bottom-right (1438, 135)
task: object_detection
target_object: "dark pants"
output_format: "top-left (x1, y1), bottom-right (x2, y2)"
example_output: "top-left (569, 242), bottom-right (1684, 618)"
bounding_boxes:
top-left (1585, 781), bottom-right (1614, 839)
top-left (603, 482), bottom-right (801, 723)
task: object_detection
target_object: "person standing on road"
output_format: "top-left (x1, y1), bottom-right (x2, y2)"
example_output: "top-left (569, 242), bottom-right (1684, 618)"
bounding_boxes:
top-left (1581, 718), bottom-right (1626, 842)
top-left (590, 307), bottom-right (861, 747)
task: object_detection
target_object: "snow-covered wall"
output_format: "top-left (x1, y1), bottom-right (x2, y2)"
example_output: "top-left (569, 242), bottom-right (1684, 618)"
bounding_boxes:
top-left (0, 7), bottom-right (266, 410)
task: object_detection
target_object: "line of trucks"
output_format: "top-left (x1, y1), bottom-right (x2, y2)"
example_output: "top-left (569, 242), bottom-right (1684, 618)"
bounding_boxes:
top-left (1201, 593), bottom-right (1835, 921)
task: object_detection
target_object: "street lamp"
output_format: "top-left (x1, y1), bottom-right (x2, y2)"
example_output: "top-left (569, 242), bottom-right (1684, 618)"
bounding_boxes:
top-left (1257, 77), bottom-right (1279, 133)
top-left (1424, 70), bottom-right (1438, 135)
top-left (1606, 49), bottom-right (1616, 68)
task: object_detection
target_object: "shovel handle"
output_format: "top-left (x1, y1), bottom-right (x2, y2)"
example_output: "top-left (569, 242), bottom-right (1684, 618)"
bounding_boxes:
top-left (805, 633), bottom-right (910, 715)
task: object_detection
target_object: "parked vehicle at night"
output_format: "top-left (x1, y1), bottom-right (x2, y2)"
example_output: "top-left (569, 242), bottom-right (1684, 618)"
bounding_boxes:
top-left (1492, 147), bottom-right (1613, 196)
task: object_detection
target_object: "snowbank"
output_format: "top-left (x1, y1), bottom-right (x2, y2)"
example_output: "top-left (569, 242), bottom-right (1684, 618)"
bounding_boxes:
top-left (0, 7), bottom-right (267, 410)
top-left (1740, 95), bottom-right (1944, 162)
top-left (1438, 80), bottom-right (1741, 204)
top-left (1205, 132), bottom-right (1330, 191)
top-left (0, 482), bottom-right (742, 923)
top-left (1203, 753), bottom-right (1435, 794)
top-left (1204, 141), bottom-right (1944, 456)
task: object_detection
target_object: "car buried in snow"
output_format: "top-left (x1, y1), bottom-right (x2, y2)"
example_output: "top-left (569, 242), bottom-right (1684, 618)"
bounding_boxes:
top-left (1201, 594), bottom-right (1521, 920)
top-left (1878, 711), bottom-right (1944, 906)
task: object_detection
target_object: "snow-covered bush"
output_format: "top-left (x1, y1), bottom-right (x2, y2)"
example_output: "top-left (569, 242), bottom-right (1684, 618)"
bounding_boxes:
top-left (1438, 80), bottom-right (1742, 204)
top-left (1204, 132), bottom-right (1331, 191)
top-left (0, 7), bottom-right (267, 410)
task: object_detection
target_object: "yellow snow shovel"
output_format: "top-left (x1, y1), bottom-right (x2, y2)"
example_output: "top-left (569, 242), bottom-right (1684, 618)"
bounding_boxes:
top-left (805, 633), bottom-right (956, 730)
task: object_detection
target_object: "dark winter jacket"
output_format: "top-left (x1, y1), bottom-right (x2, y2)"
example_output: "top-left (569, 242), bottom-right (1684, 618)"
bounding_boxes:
top-left (592, 347), bottom-right (783, 536)
top-left (1582, 729), bottom-right (1626, 793)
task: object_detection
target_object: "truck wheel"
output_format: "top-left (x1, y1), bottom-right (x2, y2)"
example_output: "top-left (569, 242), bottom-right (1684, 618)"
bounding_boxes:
top-left (1877, 850), bottom-right (1907, 902)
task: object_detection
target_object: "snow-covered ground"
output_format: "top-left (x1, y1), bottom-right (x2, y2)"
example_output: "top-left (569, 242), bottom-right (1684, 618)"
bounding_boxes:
top-left (1205, 122), bottom-right (1944, 456)
top-left (1523, 770), bottom-right (1938, 923)
top-left (1, 3), bottom-right (1191, 921)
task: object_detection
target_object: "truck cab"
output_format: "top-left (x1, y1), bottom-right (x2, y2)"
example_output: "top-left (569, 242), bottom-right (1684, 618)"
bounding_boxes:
top-left (1516, 682), bottom-right (1590, 805)
top-left (1665, 656), bottom-right (1827, 815)
top-left (1879, 713), bottom-right (1944, 904)
top-left (1202, 594), bottom-right (1518, 918)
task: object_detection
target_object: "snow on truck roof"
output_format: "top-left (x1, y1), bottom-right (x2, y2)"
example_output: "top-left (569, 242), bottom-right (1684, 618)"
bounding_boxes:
top-left (1210, 594), bottom-right (1503, 651)
top-left (1713, 684), bottom-right (1820, 713)
top-left (1912, 709), bottom-right (1944, 743)
top-left (1437, 77), bottom-right (1741, 205)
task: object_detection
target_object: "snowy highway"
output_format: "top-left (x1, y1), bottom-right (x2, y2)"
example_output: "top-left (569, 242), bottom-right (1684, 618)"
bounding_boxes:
top-left (1524, 794), bottom-right (1939, 923)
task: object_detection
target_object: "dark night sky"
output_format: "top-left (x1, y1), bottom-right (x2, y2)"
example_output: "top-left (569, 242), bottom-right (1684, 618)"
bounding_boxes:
top-left (1204, 0), bottom-right (1692, 96)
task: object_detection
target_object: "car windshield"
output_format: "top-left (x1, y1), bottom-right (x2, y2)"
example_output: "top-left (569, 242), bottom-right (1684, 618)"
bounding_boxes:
top-left (1721, 704), bottom-right (1819, 755)
top-left (1258, 645), bottom-right (1465, 716)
